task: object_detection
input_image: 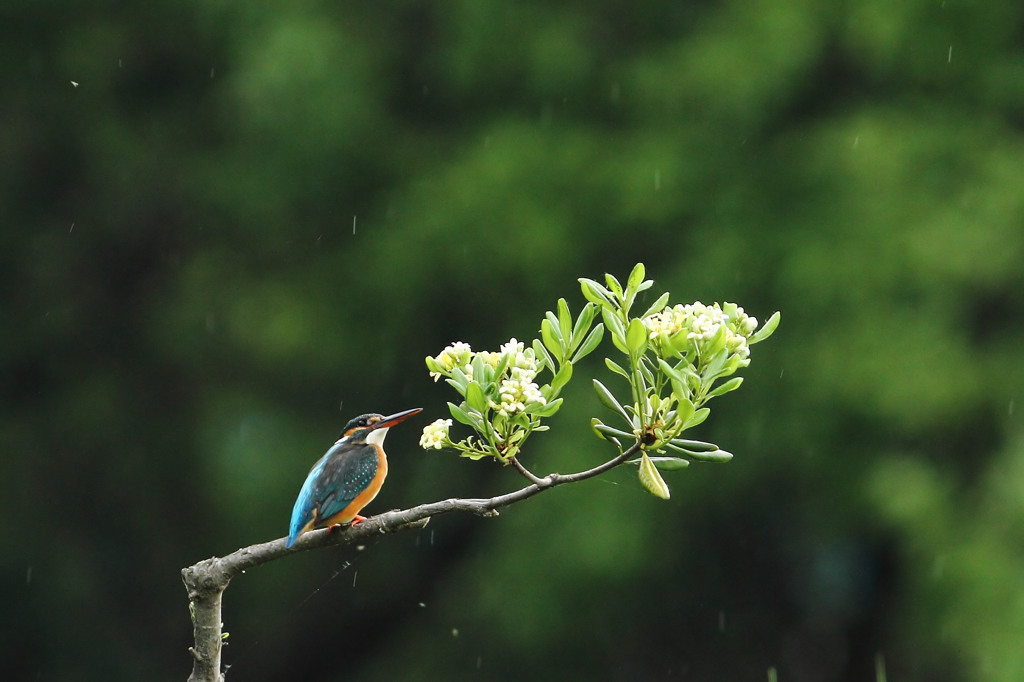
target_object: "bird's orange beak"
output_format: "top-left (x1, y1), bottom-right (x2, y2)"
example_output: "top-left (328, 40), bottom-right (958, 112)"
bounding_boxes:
top-left (373, 407), bottom-right (422, 429)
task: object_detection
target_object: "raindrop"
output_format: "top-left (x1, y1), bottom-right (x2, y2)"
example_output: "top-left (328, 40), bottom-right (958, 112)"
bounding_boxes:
top-left (353, 215), bottom-right (357, 235)
top-left (352, 571), bottom-right (358, 587)
top-left (875, 652), bottom-right (887, 682)
top-left (1008, 399), bottom-right (1015, 416)
top-left (26, 566), bottom-right (32, 585)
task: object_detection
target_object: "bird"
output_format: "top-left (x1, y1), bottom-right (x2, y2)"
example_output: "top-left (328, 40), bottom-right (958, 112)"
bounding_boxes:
top-left (286, 407), bottom-right (422, 548)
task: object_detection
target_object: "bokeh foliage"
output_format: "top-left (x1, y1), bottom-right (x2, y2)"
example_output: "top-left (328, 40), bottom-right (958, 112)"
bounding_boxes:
top-left (2, 1), bottom-right (1023, 680)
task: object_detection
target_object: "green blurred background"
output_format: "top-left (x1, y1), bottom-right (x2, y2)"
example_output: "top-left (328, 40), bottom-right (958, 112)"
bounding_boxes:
top-left (3, 1), bottom-right (1023, 680)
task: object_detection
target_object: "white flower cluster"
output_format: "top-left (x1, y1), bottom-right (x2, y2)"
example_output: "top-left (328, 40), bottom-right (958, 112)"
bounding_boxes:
top-left (419, 418), bottom-right (452, 449)
top-left (427, 338), bottom-right (546, 418)
top-left (643, 302), bottom-right (757, 361)
top-left (492, 339), bottom-right (546, 417)
top-left (491, 337), bottom-right (548, 417)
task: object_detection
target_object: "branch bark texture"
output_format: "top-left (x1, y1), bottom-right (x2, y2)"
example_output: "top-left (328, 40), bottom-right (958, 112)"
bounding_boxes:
top-left (182, 444), bottom-right (640, 682)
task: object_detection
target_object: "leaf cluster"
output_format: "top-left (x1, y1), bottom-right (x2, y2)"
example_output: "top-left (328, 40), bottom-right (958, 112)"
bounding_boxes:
top-left (584, 264), bottom-right (779, 497)
top-left (424, 300), bottom-right (604, 463)
top-left (423, 263), bottom-right (779, 499)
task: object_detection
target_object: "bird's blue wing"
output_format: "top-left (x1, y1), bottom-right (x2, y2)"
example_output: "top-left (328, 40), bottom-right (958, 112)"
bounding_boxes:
top-left (286, 442), bottom-right (379, 547)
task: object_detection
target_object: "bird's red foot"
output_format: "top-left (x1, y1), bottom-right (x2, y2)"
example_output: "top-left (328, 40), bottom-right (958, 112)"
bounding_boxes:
top-left (328, 515), bottom-right (367, 531)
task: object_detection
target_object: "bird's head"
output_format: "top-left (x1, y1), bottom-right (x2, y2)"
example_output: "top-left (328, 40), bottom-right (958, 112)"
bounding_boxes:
top-left (339, 407), bottom-right (423, 446)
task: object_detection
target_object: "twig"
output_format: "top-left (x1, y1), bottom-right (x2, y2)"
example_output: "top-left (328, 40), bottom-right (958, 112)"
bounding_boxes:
top-left (181, 443), bottom-right (641, 682)
top-left (509, 455), bottom-right (548, 485)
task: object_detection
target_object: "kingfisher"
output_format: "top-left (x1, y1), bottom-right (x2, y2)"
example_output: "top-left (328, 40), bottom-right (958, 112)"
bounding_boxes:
top-left (286, 407), bottom-right (422, 548)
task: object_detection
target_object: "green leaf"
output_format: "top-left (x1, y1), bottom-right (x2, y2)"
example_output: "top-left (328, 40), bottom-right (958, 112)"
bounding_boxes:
top-left (704, 324), bottom-right (729, 359)
top-left (545, 310), bottom-right (564, 340)
top-left (590, 418), bottom-right (622, 447)
top-left (631, 456), bottom-right (690, 471)
top-left (532, 338), bottom-right (556, 373)
top-left (670, 377), bottom-right (691, 405)
top-left (449, 366), bottom-right (471, 390)
top-left (657, 358), bottom-right (686, 385)
top-left (638, 453), bottom-right (671, 499)
top-left (748, 310), bottom-right (781, 345)
top-left (444, 378), bottom-right (465, 396)
top-left (625, 317), bottom-right (648, 356)
top-left (569, 303), bottom-right (595, 353)
top-left (668, 444), bottom-right (733, 462)
top-left (471, 353), bottom-right (488, 385)
top-left (672, 394), bottom-right (695, 426)
top-left (638, 356), bottom-right (656, 385)
top-left (557, 298), bottom-right (572, 345)
top-left (604, 357), bottom-right (629, 379)
top-left (669, 437), bottom-right (719, 452)
top-left (626, 263), bottom-right (646, 293)
top-left (683, 407), bottom-right (710, 429)
top-left (447, 402), bottom-right (475, 427)
top-left (605, 273), bottom-right (623, 298)
top-left (601, 307), bottom-right (628, 353)
top-left (458, 447), bottom-right (490, 461)
top-left (465, 382), bottom-right (488, 414)
top-left (593, 379), bottom-right (632, 423)
top-left (639, 291), bottom-right (671, 319)
top-left (579, 278), bottom-right (612, 307)
top-left (591, 419), bottom-right (636, 441)
top-left (549, 361), bottom-right (573, 395)
top-left (706, 376), bottom-right (743, 399)
top-left (571, 323), bottom-right (604, 363)
top-left (540, 319), bottom-right (562, 358)
top-left (527, 398), bottom-right (563, 418)
top-left (700, 347), bottom-right (731, 382)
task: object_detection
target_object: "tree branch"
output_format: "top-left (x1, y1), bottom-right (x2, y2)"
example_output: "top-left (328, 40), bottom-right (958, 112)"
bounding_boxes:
top-left (181, 443), bottom-right (640, 682)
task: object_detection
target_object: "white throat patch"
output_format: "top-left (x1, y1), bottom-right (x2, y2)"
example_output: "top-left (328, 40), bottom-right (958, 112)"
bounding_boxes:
top-left (366, 427), bottom-right (390, 446)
